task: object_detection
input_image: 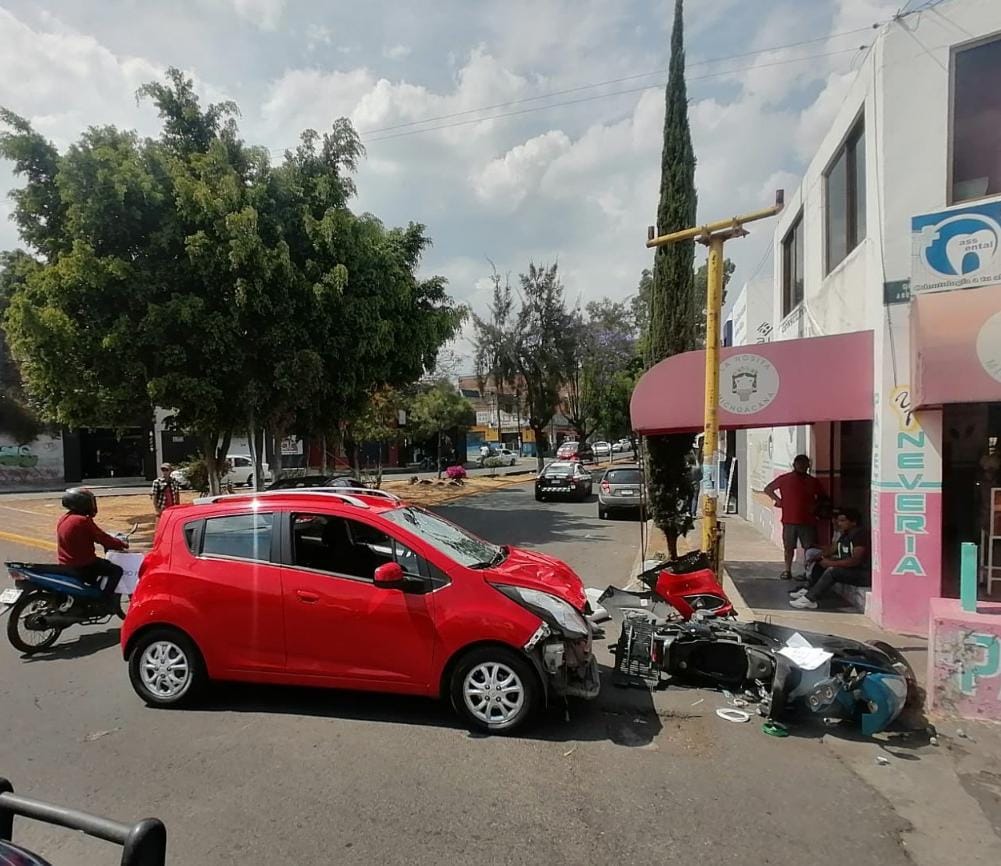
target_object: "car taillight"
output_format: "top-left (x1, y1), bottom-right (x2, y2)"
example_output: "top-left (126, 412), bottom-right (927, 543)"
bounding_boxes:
top-left (601, 481), bottom-right (611, 493)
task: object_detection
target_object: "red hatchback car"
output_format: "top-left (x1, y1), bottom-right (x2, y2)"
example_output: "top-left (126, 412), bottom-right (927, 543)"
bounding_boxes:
top-left (121, 489), bottom-right (599, 732)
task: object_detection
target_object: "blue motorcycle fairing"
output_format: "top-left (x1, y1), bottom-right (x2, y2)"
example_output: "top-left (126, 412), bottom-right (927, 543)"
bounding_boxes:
top-left (859, 672), bottom-right (909, 736)
top-left (4, 563), bottom-right (105, 600)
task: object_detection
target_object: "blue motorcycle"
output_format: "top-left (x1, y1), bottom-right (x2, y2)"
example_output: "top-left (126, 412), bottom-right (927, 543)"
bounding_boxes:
top-left (2, 528), bottom-right (135, 655)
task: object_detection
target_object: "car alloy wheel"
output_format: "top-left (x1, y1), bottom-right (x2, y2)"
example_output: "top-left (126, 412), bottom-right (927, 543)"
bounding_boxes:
top-left (463, 661), bottom-right (525, 727)
top-left (451, 647), bottom-right (539, 733)
top-left (129, 628), bottom-right (204, 707)
top-left (139, 640), bottom-right (192, 700)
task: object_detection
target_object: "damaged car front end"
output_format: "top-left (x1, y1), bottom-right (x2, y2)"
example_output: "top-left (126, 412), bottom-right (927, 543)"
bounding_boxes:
top-left (495, 584), bottom-right (601, 702)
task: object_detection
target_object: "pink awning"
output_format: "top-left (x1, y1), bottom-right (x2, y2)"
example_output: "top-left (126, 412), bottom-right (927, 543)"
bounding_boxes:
top-left (912, 283), bottom-right (1001, 407)
top-left (630, 331), bottom-right (874, 435)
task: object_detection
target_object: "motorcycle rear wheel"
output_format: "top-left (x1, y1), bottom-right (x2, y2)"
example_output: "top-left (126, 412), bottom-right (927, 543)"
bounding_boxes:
top-left (7, 590), bottom-right (63, 654)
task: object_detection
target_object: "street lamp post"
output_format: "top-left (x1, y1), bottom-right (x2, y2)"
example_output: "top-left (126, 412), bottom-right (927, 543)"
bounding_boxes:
top-left (646, 190), bottom-right (784, 558)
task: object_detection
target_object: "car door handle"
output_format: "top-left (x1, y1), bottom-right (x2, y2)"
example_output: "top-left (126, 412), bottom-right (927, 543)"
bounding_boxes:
top-left (295, 590), bottom-right (320, 603)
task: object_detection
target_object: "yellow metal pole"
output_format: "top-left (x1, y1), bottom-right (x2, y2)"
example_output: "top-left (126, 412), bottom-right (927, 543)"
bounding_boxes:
top-left (701, 235), bottom-right (724, 554)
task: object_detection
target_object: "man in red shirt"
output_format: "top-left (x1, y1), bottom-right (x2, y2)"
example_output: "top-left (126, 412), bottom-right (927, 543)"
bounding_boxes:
top-left (763, 454), bottom-right (828, 580)
top-left (56, 488), bottom-right (129, 598)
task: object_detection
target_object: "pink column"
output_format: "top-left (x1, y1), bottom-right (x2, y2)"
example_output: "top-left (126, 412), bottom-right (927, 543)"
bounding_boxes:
top-left (870, 386), bottom-right (942, 634)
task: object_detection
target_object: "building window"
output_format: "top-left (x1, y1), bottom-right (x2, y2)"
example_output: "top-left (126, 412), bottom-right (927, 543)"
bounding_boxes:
top-left (952, 36), bottom-right (1001, 203)
top-left (782, 213), bottom-right (804, 316)
top-left (825, 119), bottom-right (866, 274)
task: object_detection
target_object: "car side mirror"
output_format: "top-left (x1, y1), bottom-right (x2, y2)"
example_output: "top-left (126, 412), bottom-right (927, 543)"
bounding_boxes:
top-left (373, 561), bottom-right (405, 589)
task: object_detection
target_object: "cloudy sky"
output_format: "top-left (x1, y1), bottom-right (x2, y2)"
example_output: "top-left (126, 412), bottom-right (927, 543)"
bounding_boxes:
top-left (0, 0), bottom-right (906, 367)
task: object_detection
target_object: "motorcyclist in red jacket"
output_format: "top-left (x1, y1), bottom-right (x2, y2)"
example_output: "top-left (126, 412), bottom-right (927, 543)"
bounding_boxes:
top-left (56, 488), bottom-right (129, 597)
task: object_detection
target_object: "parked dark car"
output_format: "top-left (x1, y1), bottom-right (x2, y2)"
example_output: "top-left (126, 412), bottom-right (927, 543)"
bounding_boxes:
top-left (535, 461), bottom-right (593, 502)
top-left (267, 474), bottom-right (366, 491)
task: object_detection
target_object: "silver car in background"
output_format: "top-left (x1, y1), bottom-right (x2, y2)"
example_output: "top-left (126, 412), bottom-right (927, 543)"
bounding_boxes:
top-left (597, 464), bottom-right (645, 519)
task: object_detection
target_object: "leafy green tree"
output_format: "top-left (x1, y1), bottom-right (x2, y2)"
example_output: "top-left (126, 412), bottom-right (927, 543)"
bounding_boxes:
top-left (472, 264), bottom-right (516, 438)
top-left (561, 298), bottom-right (637, 443)
top-left (0, 68), bottom-right (463, 494)
top-left (646, 0), bottom-right (699, 559)
top-left (409, 381), bottom-right (474, 477)
top-left (510, 263), bottom-right (575, 471)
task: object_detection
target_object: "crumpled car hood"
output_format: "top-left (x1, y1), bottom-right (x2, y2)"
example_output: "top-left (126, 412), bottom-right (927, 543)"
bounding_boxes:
top-left (487, 546), bottom-right (587, 610)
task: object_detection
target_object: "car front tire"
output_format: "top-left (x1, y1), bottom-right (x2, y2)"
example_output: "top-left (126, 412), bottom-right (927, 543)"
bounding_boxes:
top-left (128, 627), bottom-right (205, 708)
top-left (450, 646), bottom-right (540, 734)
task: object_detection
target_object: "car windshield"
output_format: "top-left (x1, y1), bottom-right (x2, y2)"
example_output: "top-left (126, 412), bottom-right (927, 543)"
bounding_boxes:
top-left (383, 507), bottom-right (503, 568)
top-left (605, 469), bottom-right (642, 484)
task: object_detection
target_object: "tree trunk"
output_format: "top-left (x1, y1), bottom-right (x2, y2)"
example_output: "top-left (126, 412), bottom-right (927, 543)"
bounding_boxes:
top-left (248, 423), bottom-right (260, 492)
top-left (271, 428), bottom-right (284, 481)
top-left (532, 425), bottom-right (547, 472)
top-left (203, 433), bottom-right (220, 496)
top-left (216, 431), bottom-right (233, 494)
top-left (495, 387), bottom-right (503, 449)
top-left (320, 434), bottom-right (328, 474)
top-left (437, 429), bottom-right (443, 479)
top-left (665, 530), bottom-right (680, 561)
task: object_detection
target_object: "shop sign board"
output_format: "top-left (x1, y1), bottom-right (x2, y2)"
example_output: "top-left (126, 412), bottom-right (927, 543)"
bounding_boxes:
top-left (912, 198), bottom-right (1001, 294)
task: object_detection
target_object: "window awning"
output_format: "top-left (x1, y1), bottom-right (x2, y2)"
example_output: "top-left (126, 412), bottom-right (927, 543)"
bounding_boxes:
top-left (911, 283), bottom-right (1001, 408)
top-left (630, 331), bottom-right (874, 435)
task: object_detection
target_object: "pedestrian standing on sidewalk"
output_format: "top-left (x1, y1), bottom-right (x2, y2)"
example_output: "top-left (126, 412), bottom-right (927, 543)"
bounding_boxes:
top-left (763, 454), bottom-right (828, 580)
top-left (151, 463), bottom-right (181, 517)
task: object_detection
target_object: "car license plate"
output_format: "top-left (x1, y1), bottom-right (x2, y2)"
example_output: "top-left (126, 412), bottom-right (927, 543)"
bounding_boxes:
top-left (1, 587), bottom-right (22, 606)
top-left (619, 489), bottom-right (636, 496)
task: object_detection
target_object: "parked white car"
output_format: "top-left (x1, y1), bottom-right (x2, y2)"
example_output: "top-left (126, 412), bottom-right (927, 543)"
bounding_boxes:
top-left (492, 447), bottom-right (518, 466)
top-left (593, 441), bottom-right (611, 457)
top-left (171, 454), bottom-right (270, 489)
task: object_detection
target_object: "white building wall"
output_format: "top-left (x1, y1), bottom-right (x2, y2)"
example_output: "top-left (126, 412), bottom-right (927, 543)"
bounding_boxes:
top-left (751, 0), bottom-right (1001, 626)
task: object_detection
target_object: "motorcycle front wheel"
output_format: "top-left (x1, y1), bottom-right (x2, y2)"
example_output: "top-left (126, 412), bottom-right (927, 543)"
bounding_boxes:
top-left (7, 590), bottom-right (63, 654)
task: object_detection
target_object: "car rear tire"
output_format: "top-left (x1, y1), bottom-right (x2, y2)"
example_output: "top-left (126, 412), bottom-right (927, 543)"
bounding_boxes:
top-left (598, 506), bottom-right (608, 520)
top-left (128, 628), bottom-right (205, 708)
top-left (535, 492), bottom-right (545, 502)
top-left (450, 646), bottom-right (540, 734)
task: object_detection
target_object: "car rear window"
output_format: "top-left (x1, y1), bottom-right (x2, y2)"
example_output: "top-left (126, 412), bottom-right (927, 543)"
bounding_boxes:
top-left (545, 465), bottom-right (573, 477)
top-left (201, 513), bottom-right (274, 562)
top-left (605, 469), bottom-right (642, 485)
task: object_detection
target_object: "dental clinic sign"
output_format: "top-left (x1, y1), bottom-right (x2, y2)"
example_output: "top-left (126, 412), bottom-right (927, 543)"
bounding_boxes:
top-left (912, 199), bottom-right (1001, 293)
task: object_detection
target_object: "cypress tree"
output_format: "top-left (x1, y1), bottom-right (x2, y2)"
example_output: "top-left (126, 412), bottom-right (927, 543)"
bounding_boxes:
top-left (646, 0), bottom-right (699, 559)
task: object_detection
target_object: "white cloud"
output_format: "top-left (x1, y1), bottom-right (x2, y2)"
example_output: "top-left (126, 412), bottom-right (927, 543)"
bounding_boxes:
top-left (383, 44), bottom-right (411, 61)
top-left (473, 130), bottom-right (571, 210)
top-left (0, 7), bottom-right (164, 147)
top-left (225, 0), bottom-right (286, 30)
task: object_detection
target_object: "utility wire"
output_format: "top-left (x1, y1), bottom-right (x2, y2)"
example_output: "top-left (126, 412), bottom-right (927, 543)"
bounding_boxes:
top-left (361, 24), bottom-right (878, 137)
top-left (364, 46), bottom-right (867, 143)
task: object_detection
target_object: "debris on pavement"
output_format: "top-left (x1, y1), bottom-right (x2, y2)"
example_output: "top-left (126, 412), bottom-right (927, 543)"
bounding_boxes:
top-left (716, 708), bottom-right (751, 723)
top-left (762, 721), bottom-right (790, 738)
top-left (875, 755), bottom-right (891, 766)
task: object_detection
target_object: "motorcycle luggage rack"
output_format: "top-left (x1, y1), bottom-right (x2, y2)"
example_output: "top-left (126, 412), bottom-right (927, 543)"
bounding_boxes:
top-left (611, 616), bottom-right (662, 688)
top-left (0, 778), bottom-right (166, 866)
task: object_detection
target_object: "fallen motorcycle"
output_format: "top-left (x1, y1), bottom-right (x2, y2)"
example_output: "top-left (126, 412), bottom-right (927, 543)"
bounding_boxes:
top-left (2, 527), bottom-right (139, 655)
top-left (588, 553), bottom-right (915, 736)
top-left (586, 551), bottom-right (734, 625)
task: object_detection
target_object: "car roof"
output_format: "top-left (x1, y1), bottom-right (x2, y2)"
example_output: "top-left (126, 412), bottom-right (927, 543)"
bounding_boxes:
top-left (544, 460), bottom-right (579, 470)
top-left (185, 488), bottom-right (405, 517)
top-left (604, 464), bottom-right (641, 474)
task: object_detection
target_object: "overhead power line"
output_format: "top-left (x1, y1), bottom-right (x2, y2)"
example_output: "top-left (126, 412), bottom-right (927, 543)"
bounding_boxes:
top-left (361, 24), bottom-right (878, 137)
top-left (363, 46), bottom-right (867, 144)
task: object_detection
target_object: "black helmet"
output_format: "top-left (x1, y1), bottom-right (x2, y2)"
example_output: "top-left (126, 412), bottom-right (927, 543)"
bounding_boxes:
top-left (62, 487), bottom-right (97, 517)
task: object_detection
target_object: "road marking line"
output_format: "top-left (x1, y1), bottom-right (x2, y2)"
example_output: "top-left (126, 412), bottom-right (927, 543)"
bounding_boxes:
top-left (0, 530), bottom-right (56, 551)
top-left (0, 504), bottom-right (47, 516)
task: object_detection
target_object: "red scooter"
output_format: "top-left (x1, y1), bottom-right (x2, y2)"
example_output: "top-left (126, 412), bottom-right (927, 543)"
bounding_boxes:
top-left (586, 551), bottom-right (734, 627)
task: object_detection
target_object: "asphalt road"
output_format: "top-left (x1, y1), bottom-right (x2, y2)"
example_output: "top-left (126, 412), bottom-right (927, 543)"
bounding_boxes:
top-left (0, 482), bottom-right (914, 866)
